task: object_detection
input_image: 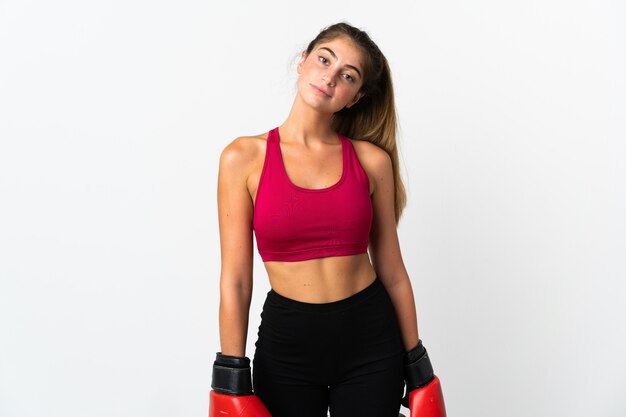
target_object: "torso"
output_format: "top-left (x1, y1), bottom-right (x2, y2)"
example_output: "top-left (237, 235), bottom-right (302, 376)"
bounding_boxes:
top-left (246, 130), bottom-right (379, 303)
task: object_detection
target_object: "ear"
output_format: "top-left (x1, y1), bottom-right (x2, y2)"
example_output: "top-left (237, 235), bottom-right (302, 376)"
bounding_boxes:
top-left (345, 90), bottom-right (365, 109)
top-left (296, 51), bottom-right (307, 74)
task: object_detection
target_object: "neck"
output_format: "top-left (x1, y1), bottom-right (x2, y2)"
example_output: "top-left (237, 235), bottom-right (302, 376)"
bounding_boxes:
top-left (279, 94), bottom-right (337, 147)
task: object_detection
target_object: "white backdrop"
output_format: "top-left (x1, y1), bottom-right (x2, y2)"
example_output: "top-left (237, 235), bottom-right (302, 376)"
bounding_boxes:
top-left (1, 1), bottom-right (624, 416)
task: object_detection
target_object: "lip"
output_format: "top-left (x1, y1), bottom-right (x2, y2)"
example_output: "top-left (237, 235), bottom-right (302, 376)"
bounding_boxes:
top-left (310, 83), bottom-right (331, 97)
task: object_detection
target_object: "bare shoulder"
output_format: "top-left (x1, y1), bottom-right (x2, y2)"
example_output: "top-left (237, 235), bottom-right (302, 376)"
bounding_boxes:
top-left (219, 132), bottom-right (269, 179)
top-left (220, 132), bottom-right (269, 164)
top-left (348, 138), bottom-right (392, 195)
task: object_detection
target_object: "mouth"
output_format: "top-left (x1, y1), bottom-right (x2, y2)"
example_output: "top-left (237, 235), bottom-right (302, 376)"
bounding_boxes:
top-left (310, 83), bottom-right (331, 97)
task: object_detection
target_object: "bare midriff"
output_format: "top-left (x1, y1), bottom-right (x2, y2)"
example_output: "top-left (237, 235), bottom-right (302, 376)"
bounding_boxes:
top-left (263, 253), bottom-right (377, 303)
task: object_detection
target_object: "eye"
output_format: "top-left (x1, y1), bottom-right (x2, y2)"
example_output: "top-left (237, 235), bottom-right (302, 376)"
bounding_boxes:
top-left (318, 55), bottom-right (328, 64)
top-left (342, 74), bottom-right (354, 82)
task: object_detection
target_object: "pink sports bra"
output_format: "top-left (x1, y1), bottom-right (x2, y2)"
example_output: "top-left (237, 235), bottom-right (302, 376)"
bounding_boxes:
top-left (253, 127), bottom-right (373, 262)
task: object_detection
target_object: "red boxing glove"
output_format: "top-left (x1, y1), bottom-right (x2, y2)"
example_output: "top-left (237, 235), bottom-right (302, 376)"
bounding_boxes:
top-left (402, 340), bottom-right (447, 417)
top-left (208, 353), bottom-right (272, 417)
top-left (209, 390), bottom-right (271, 417)
top-left (406, 375), bottom-right (446, 417)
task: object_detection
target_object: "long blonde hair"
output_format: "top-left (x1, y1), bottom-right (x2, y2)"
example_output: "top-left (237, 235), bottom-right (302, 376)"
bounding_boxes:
top-left (304, 22), bottom-right (407, 225)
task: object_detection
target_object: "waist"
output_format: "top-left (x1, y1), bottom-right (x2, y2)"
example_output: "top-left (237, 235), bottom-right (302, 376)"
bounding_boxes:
top-left (266, 274), bottom-right (384, 313)
top-left (265, 253), bottom-right (378, 303)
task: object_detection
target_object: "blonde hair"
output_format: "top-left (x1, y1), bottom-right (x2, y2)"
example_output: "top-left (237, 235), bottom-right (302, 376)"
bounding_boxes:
top-left (304, 22), bottom-right (407, 224)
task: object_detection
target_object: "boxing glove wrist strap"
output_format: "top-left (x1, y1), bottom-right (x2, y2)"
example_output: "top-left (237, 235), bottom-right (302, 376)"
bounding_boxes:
top-left (404, 340), bottom-right (435, 390)
top-left (215, 353), bottom-right (250, 368)
top-left (211, 353), bottom-right (253, 396)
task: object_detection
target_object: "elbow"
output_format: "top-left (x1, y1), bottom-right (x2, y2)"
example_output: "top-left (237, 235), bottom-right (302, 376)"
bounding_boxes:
top-left (220, 273), bottom-right (253, 301)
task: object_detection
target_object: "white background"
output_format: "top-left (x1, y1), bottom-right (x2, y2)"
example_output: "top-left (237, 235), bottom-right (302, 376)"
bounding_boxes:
top-left (1, 1), bottom-right (625, 416)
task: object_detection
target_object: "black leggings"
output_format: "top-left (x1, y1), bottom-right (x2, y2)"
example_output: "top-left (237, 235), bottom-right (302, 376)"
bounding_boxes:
top-left (252, 276), bottom-right (405, 417)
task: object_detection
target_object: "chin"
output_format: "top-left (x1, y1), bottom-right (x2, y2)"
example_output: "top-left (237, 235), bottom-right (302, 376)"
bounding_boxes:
top-left (299, 95), bottom-right (333, 113)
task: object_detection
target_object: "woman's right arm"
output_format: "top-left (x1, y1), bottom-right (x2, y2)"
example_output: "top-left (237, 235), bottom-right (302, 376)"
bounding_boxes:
top-left (216, 137), bottom-right (255, 357)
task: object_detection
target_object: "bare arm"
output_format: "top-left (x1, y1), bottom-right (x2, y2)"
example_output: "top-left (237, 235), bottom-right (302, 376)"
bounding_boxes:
top-left (216, 137), bottom-right (255, 357)
top-left (367, 147), bottom-right (420, 351)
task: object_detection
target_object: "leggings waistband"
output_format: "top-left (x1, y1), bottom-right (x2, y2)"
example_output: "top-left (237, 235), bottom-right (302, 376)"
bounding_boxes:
top-left (266, 275), bottom-right (384, 314)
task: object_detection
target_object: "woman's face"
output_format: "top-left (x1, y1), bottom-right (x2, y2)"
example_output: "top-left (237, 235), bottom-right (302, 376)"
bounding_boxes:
top-left (296, 35), bottom-right (365, 114)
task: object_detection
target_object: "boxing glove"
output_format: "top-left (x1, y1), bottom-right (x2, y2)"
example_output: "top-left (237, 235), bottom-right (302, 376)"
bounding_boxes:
top-left (209, 352), bottom-right (271, 417)
top-left (401, 340), bottom-right (447, 417)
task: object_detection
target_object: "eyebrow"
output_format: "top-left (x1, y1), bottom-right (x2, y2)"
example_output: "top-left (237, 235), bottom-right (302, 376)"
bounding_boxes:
top-left (318, 47), bottom-right (363, 79)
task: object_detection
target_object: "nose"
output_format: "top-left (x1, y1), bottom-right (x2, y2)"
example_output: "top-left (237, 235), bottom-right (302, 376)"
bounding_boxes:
top-left (322, 71), bottom-right (337, 87)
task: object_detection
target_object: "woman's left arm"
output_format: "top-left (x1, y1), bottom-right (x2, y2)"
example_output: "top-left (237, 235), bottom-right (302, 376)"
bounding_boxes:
top-left (366, 145), bottom-right (420, 351)
top-left (364, 143), bottom-right (447, 415)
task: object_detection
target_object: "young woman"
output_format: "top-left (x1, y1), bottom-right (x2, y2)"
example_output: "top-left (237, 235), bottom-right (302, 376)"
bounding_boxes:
top-left (209, 22), bottom-right (446, 417)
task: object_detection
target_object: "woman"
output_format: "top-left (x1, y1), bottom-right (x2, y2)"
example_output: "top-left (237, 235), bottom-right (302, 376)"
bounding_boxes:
top-left (209, 22), bottom-right (446, 417)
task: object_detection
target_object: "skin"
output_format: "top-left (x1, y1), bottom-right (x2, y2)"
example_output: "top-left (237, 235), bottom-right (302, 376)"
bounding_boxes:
top-left (217, 35), bottom-right (420, 357)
